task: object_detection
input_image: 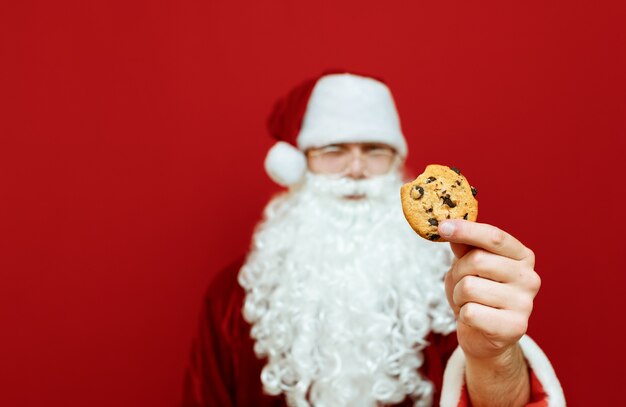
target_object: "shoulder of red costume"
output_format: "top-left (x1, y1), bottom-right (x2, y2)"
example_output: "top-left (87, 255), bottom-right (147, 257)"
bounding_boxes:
top-left (202, 255), bottom-right (247, 322)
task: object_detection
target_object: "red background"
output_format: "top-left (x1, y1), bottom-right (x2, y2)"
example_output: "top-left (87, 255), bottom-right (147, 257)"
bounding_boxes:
top-left (1, 1), bottom-right (624, 406)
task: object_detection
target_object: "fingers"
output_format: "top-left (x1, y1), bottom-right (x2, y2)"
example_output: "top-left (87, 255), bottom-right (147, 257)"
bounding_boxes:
top-left (458, 302), bottom-right (529, 341)
top-left (440, 222), bottom-right (539, 357)
top-left (439, 220), bottom-right (534, 262)
top-left (449, 242), bottom-right (472, 259)
top-left (444, 248), bottom-right (540, 323)
top-left (451, 248), bottom-right (538, 286)
top-left (451, 275), bottom-right (534, 314)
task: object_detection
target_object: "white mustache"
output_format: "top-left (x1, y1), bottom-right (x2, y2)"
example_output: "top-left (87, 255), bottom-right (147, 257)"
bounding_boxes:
top-left (302, 171), bottom-right (402, 200)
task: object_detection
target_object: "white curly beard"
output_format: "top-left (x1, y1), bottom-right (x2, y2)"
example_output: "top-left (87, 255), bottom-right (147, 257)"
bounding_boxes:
top-left (238, 171), bottom-right (456, 407)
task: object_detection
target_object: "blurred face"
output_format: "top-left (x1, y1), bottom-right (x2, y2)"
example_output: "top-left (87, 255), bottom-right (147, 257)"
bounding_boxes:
top-left (306, 142), bottom-right (399, 198)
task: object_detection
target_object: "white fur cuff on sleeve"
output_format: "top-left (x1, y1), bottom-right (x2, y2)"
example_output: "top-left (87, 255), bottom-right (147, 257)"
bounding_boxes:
top-left (439, 335), bottom-right (565, 407)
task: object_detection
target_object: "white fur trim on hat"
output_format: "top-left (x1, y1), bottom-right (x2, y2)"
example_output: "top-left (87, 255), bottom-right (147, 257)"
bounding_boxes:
top-left (439, 335), bottom-right (565, 406)
top-left (297, 73), bottom-right (408, 156)
top-left (264, 141), bottom-right (307, 187)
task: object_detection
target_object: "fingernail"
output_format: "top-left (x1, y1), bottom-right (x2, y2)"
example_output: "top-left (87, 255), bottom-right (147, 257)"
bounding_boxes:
top-left (439, 222), bottom-right (455, 237)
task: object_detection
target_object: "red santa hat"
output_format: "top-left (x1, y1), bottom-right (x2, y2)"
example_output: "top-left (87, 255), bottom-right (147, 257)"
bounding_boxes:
top-left (265, 71), bottom-right (408, 187)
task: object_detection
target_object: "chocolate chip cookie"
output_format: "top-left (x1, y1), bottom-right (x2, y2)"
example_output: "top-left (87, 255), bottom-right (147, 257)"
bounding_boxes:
top-left (400, 164), bottom-right (478, 242)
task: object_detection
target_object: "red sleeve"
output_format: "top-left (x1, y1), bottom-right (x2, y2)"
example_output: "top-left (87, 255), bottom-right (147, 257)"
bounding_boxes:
top-left (525, 371), bottom-right (550, 407)
top-left (420, 332), bottom-right (461, 406)
top-left (182, 258), bottom-right (284, 407)
top-left (182, 283), bottom-right (236, 407)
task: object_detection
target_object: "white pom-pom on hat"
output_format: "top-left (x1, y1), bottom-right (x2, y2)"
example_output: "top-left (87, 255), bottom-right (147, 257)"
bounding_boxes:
top-left (264, 141), bottom-right (307, 187)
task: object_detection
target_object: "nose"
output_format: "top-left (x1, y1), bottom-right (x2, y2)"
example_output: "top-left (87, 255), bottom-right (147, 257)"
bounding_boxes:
top-left (344, 149), bottom-right (367, 179)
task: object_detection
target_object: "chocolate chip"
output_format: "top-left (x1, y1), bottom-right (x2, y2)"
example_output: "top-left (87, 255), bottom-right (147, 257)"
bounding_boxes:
top-left (428, 234), bottom-right (440, 241)
top-left (447, 214), bottom-right (450, 219)
top-left (442, 195), bottom-right (456, 208)
top-left (451, 167), bottom-right (461, 175)
top-left (428, 218), bottom-right (438, 226)
top-left (426, 176), bottom-right (436, 183)
top-left (463, 213), bottom-right (468, 220)
top-left (427, 207), bottom-right (433, 213)
top-left (456, 180), bottom-right (461, 186)
top-left (410, 185), bottom-right (424, 200)
top-left (471, 186), bottom-right (478, 197)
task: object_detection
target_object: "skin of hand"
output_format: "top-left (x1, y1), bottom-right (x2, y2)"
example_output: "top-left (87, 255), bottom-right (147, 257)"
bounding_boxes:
top-left (437, 219), bottom-right (541, 407)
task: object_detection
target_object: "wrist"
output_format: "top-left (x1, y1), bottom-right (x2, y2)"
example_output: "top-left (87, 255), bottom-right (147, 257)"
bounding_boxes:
top-left (464, 344), bottom-right (530, 407)
top-left (465, 344), bottom-right (522, 373)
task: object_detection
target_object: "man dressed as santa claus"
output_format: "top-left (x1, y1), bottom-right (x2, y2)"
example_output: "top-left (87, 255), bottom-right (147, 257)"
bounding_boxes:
top-left (183, 72), bottom-right (565, 407)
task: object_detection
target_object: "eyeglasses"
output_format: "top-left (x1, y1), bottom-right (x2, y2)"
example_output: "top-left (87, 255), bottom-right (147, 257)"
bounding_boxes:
top-left (306, 143), bottom-right (399, 177)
